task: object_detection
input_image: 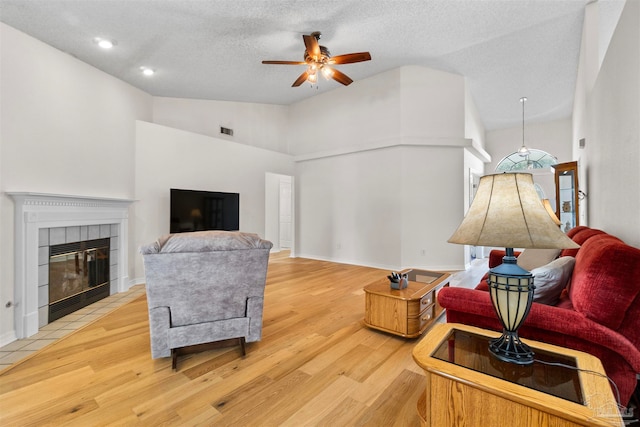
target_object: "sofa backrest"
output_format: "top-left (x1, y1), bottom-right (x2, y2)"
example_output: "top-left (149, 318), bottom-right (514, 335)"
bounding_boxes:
top-left (569, 233), bottom-right (640, 349)
top-left (560, 226), bottom-right (606, 257)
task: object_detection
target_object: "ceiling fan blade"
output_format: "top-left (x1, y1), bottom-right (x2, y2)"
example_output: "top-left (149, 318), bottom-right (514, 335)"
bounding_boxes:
top-left (303, 34), bottom-right (321, 61)
top-left (262, 60), bottom-right (307, 65)
top-left (292, 70), bottom-right (310, 87)
top-left (329, 52), bottom-right (371, 65)
top-left (330, 68), bottom-right (353, 86)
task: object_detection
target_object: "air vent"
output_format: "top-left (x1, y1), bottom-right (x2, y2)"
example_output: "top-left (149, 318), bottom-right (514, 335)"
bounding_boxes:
top-left (220, 126), bottom-right (234, 136)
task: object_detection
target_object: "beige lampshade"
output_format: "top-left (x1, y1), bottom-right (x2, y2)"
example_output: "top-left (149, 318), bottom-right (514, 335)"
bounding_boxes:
top-left (449, 173), bottom-right (579, 249)
top-left (542, 198), bottom-right (562, 226)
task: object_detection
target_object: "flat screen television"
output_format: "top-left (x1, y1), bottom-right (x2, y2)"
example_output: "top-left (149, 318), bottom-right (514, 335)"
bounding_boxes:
top-left (170, 189), bottom-right (239, 233)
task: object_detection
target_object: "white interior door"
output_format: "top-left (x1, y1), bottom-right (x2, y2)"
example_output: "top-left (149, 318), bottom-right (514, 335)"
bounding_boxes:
top-left (279, 178), bottom-right (292, 249)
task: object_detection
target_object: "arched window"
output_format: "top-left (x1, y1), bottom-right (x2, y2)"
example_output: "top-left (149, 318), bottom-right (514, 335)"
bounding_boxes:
top-left (495, 149), bottom-right (558, 172)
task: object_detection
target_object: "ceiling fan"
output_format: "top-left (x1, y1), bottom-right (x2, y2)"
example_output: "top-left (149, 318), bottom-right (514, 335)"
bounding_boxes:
top-left (262, 32), bottom-right (371, 87)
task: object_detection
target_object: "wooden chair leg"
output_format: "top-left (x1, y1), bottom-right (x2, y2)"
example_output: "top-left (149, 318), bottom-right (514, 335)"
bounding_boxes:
top-left (239, 337), bottom-right (246, 356)
top-left (171, 348), bottom-right (178, 371)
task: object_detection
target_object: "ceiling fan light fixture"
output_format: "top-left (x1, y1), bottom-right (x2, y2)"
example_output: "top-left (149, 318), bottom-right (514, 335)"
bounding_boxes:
top-left (307, 73), bottom-right (317, 84)
top-left (321, 66), bottom-right (334, 79)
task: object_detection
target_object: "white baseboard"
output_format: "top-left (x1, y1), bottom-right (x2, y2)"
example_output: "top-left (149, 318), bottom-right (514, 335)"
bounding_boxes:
top-left (0, 330), bottom-right (18, 348)
top-left (130, 277), bottom-right (146, 287)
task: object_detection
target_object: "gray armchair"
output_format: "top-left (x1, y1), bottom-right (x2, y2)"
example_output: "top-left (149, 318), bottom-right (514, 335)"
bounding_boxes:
top-left (140, 230), bottom-right (272, 369)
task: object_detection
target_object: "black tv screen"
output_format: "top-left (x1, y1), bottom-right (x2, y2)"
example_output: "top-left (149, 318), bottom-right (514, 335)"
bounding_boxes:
top-left (170, 189), bottom-right (239, 233)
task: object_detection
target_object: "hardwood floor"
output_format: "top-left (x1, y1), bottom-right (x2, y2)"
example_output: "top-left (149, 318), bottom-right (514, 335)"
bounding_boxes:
top-left (0, 252), bottom-right (434, 426)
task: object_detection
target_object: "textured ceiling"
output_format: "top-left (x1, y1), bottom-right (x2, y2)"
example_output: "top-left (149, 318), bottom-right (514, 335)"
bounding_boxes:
top-left (0, 0), bottom-right (621, 130)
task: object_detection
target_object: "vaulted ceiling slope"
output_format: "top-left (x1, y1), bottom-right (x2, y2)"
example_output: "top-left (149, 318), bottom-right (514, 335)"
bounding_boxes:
top-left (0, 0), bottom-right (625, 130)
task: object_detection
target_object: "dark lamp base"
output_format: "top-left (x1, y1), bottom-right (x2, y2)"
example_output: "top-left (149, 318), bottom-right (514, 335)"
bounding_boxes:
top-left (489, 331), bottom-right (534, 365)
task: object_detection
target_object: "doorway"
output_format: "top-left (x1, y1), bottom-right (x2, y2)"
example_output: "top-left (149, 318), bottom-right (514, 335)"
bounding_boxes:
top-left (265, 173), bottom-right (294, 254)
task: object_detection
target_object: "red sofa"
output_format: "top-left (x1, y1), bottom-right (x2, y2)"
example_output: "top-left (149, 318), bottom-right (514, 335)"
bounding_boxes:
top-left (438, 226), bottom-right (640, 406)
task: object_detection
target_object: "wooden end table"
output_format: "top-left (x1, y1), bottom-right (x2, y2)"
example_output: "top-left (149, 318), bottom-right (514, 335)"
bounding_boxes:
top-left (363, 269), bottom-right (450, 338)
top-left (413, 323), bottom-right (624, 427)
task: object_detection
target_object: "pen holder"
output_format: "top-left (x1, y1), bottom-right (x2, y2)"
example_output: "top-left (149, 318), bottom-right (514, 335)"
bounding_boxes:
top-left (389, 272), bottom-right (409, 290)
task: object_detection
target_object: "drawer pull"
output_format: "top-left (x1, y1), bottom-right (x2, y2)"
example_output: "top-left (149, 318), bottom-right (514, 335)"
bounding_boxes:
top-left (422, 314), bottom-right (432, 321)
top-left (422, 297), bottom-right (432, 305)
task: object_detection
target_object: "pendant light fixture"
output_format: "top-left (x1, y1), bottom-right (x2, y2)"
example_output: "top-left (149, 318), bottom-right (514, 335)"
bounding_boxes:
top-left (517, 97), bottom-right (530, 157)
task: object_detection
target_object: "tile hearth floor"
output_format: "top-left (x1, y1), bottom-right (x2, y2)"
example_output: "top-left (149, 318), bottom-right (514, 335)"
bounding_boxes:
top-left (0, 284), bottom-right (146, 372)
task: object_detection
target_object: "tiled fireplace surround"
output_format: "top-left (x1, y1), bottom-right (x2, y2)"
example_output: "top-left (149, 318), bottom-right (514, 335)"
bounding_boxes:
top-left (8, 193), bottom-right (134, 340)
top-left (39, 224), bottom-right (118, 324)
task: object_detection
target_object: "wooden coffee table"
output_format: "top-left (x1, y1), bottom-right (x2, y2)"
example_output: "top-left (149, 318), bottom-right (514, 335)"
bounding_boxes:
top-left (363, 269), bottom-right (450, 338)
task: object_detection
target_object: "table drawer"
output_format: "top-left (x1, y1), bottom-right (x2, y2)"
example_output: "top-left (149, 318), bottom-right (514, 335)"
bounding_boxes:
top-left (408, 290), bottom-right (436, 317)
top-left (408, 304), bottom-right (435, 335)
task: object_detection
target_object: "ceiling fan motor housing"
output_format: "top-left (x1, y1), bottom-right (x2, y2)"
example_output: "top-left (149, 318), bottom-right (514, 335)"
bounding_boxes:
top-left (304, 46), bottom-right (331, 64)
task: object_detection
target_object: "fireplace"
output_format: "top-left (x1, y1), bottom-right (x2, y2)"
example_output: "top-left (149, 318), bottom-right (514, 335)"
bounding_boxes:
top-left (7, 192), bottom-right (134, 340)
top-left (48, 238), bottom-right (111, 322)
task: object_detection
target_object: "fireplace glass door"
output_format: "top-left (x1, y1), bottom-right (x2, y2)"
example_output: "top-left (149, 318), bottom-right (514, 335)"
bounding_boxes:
top-left (48, 238), bottom-right (110, 321)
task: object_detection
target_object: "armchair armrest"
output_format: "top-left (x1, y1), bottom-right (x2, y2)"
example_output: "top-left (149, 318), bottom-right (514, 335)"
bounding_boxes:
top-left (246, 296), bottom-right (264, 342)
top-left (148, 306), bottom-right (171, 358)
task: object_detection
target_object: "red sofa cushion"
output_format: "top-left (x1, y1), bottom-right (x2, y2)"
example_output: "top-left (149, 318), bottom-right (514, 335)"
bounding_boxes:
top-left (560, 226), bottom-right (606, 257)
top-left (570, 235), bottom-right (640, 339)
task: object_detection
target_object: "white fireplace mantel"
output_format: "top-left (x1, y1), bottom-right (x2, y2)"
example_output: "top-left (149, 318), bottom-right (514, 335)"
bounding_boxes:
top-left (8, 192), bottom-right (135, 339)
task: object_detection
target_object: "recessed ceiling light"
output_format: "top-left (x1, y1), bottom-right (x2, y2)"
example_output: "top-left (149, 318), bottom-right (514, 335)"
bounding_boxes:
top-left (140, 67), bottom-right (155, 76)
top-left (93, 37), bottom-right (115, 49)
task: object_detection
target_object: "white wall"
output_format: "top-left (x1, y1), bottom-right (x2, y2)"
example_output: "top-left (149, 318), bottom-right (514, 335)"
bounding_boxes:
top-left (400, 146), bottom-right (466, 269)
top-left (400, 66), bottom-right (465, 139)
top-left (573, 0), bottom-right (640, 246)
top-left (465, 83), bottom-right (487, 149)
top-left (287, 68), bottom-right (403, 157)
top-left (153, 97), bottom-right (290, 153)
top-left (597, 0), bottom-right (627, 69)
top-left (295, 144), bottom-right (474, 271)
top-left (296, 147), bottom-right (405, 268)
top-left (133, 121), bottom-right (294, 282)
top-left (0, 23), bottom-right (153, 342)
top-left (291, 66), bottom-right (483, 270)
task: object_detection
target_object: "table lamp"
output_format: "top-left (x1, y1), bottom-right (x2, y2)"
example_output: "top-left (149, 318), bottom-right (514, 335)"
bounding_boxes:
top-left (448, 173), bottom-right (579, 364)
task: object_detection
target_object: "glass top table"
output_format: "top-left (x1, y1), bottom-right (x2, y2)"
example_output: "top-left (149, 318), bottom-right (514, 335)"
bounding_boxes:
top-left (431, 328), bottom-right (583, 404)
